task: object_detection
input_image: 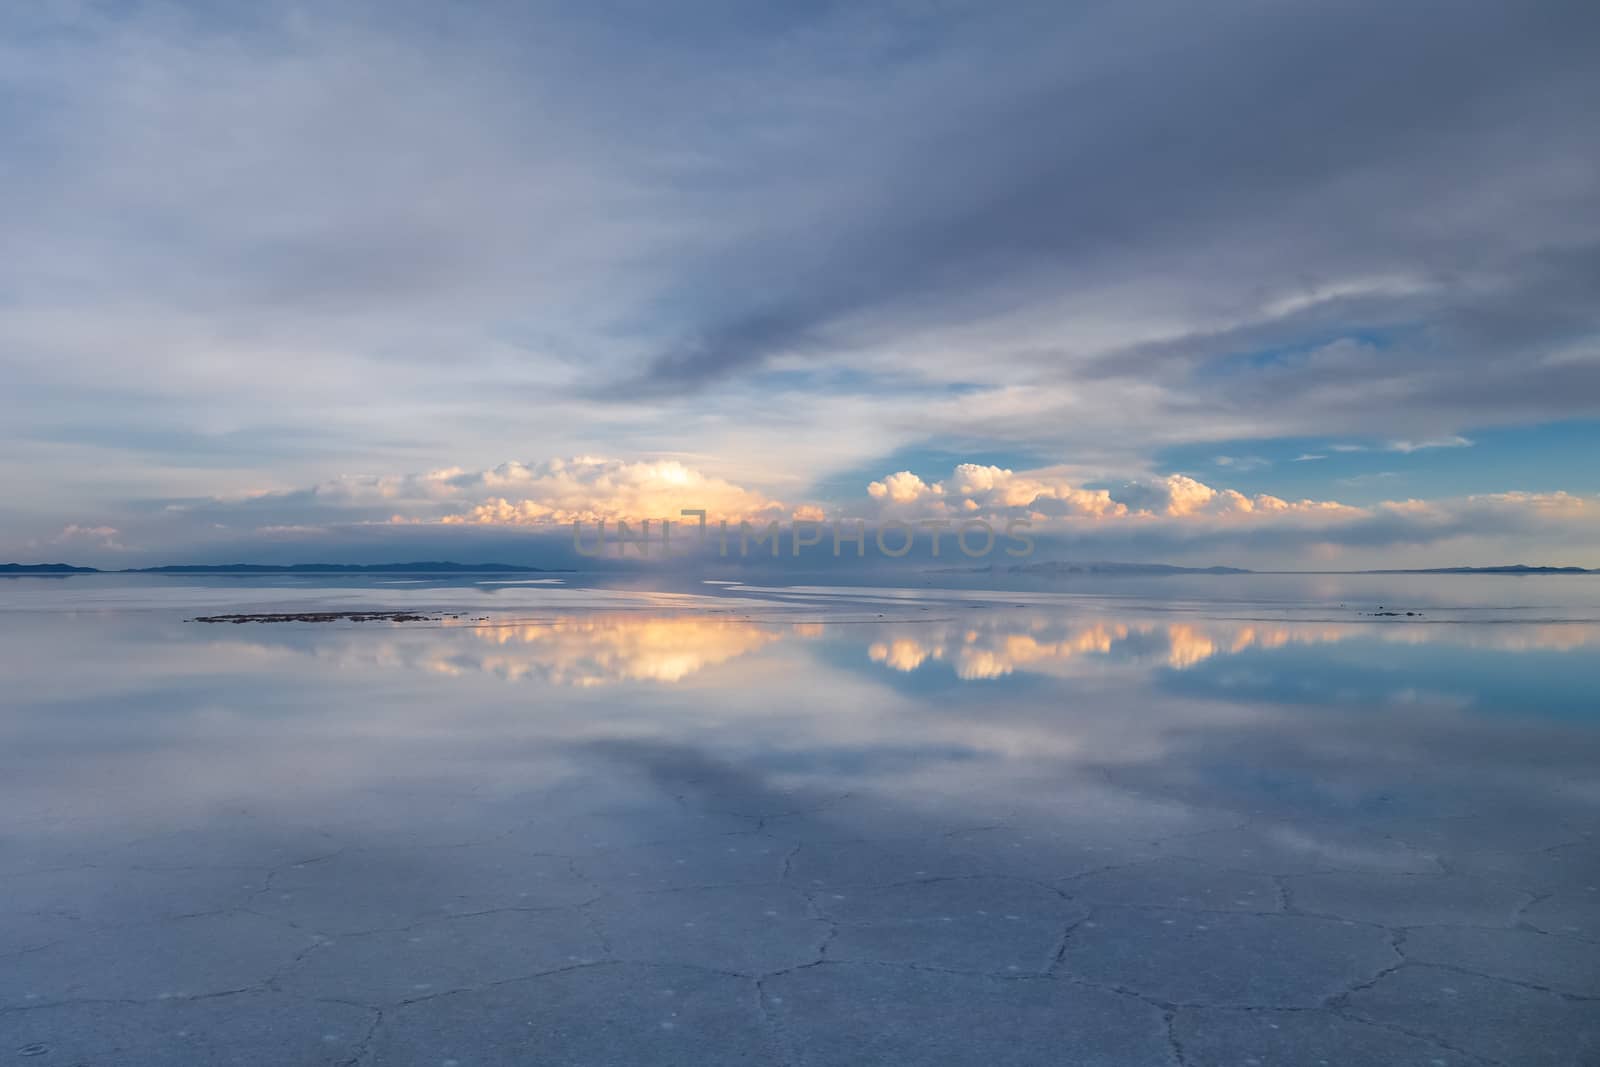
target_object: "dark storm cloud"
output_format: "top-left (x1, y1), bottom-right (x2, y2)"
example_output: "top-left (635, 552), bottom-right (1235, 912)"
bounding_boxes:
top-left (1057, 241), bottom-right (1600, 434)
top-left (629, 0), bottom-right (1600, 409)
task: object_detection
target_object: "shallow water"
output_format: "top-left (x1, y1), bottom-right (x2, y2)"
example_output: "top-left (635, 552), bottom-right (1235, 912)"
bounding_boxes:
top-left (2, 575), bottom-right (1598, 1064)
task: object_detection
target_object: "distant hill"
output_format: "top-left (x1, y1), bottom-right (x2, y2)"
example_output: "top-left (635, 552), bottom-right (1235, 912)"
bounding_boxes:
top-left (1356, 564), bottom-right (1596, 575)
top-left (0, 563), bottom-right (100, 574)
top-left (127, 562), bottom-right (553, 574)
top-left (6, 559), bottom-right (1593, 578)
top-left (932, 560), bottom-right (1596, 577)
top-left (932, 560), bottom-right (1254, 576)
top-left (2, 561), bottom-right (552, 575)
top-left (1011, 561), bottom-right (1254, 576)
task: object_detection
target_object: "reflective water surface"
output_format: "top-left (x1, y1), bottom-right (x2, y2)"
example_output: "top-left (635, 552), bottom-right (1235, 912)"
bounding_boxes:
top-left (2, 575), bottom-right (1598, 1065)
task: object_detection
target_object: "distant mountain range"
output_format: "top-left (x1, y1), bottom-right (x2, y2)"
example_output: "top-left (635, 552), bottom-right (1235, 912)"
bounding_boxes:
top-left (1006, 561), bottom-right (1253, 576)
top-left (1, 561), bottom-right (553, 575)
top-left (3, 560), bottom-right (1595, 577)
top-left (0, 563), bottom-right (100, 574)
top-left (932, 561), bottom-right (1597, 576)
top-left (1351, 564), bottom-right (1596, 575)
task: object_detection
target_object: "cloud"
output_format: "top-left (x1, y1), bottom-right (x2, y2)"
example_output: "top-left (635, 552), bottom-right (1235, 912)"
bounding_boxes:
top-left (867, 470), bottom-right (940, 505)
top-left (164, 457), bottom-right (1600, 556)
top-left (50, 524), bottom-right (125, 551)
top-left (860, 466), bottom-right (1366, 526)
top-left (1161, 475), bottom-right (1222, 518)
top-left (1386, 435), bottom-right (1473, 453)
top-left (77, 456), bottom-right (797, 541)
top-left (609, 1), bottom-right (1600, 425)
top-left (868, 464), bottom-right (1126, 520)
top-left (12, 447), bottom-right (1596, 571)
top-left (1466, 490), bottom-right (1588, 513)
top-left (841, 463), bottom-right (1600, 566)
top-left (0, 1), bottom-right (1593, 567)
top-left (1116, 475), bottom-right (1364, 522)
top-left (0, 0), bottom-right (1595, 529)
top-left (423, 458), bottom-right (789, 527)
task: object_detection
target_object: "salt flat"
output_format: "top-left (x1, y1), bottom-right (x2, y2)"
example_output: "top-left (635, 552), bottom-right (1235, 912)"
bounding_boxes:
top-left (2, 574), bottom-right (1597, 1065)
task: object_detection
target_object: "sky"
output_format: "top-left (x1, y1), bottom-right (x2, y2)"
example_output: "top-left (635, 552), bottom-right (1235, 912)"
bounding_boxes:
top-left (3, 0), bottom-right (1599, 570)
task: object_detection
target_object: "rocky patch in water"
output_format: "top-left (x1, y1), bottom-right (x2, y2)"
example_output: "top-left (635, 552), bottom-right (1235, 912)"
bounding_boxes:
top-left (190, 610), bottom-right (467, 624)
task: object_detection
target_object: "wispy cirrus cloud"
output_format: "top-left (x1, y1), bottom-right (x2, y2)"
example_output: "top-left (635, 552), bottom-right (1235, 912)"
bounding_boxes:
top-left (1213, 456), bottom-right (1271, 471)
top-left (1322, 436), bottom-right (1475, 455)
top-left (1386, 435), bottom-right (1474, 454)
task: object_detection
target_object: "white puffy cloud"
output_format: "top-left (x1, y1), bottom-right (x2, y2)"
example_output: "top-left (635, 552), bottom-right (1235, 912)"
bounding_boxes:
top-left (1465, 490), bottom-right (1585, 512)
top-left (859, 466), bottom-right (1363, 525)
top-left (1158, 474), bottom-right (1218, 517)
top-left (867, 470), bottom-right (940, 505)
top-left (431, 458), bottom-right (789, 526)
top-left (868, 464), bottom-right (1126, 520)
top-left (15, 451), bottom-right (1596, 571)
top-left (134, 456), bottom-right (798, 534)
top-left (1136, 475), bottom-right (1363, 521)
